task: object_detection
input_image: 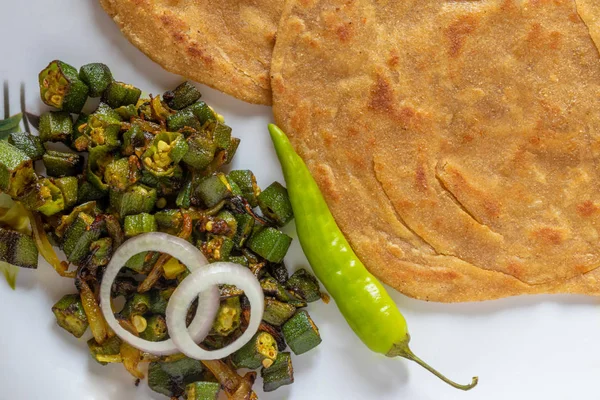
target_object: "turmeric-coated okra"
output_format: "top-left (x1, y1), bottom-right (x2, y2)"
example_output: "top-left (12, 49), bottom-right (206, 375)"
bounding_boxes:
top-left (52, 294), bottom-right (89, 338)
top-left (163, 81), bottom-right (201, 110)
top-left (39, 60), bottom-right (89, 113)
top-left (42, 150), bottom-right (84, 178)
top-left (231, 331), bottom-right (278, 370)
top-left (19, 178), bottom-right (65, 216)
top-left (0, 140), bottom-right (36, 198)
top-left (0, 226), bottom-right (38, 269)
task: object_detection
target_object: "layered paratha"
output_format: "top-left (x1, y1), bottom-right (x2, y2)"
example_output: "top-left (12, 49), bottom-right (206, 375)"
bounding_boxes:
top-left (100, 0), bottom-right (282, 105)
top-left (272, 0), bottom-right (600, 301)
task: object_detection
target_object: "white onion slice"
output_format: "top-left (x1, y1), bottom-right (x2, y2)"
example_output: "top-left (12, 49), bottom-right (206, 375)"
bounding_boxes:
top-left (100, 232), bottom-right (219, 355)
top-left (167, 262), bottom-right (264, 360)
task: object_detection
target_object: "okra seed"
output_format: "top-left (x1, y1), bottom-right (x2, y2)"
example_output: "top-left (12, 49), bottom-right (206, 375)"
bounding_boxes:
top-left (144, 157), bottom-right (153, 166)
top-left (156, 197), bottom-right (167, 209)
top-left (157, 140), bottom-right (170, 152)
top-left (132, 315), bottom-right (147, 333)
top-left (262, 359), bottom-right (274, 368)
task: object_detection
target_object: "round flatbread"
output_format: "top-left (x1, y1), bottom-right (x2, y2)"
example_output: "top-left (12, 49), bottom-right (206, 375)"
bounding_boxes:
top-left (100, 0), bottom-right (282, 105)
top-left (272, 0), bottom-right (600, 301)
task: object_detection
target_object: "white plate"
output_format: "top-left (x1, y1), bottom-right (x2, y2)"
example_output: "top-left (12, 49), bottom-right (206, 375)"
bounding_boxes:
top-left (1, 1), bottom-right (599, 399)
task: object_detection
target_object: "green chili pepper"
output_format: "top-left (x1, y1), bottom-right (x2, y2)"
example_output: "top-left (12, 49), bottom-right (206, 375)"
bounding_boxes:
top-left (79, 63), bottom-right (113, 98)
top-left (8, 132), bottom-right (44, 161)
top-left (0, 140), bottom-right (36, 198)
top-left (52, 294), bottom-right (89, 338)
top-left (102, 81), bottom-right (142, 108)
top-left (53, 176), bottom-right (79, 209)
top-left (39, 111), bottom-right (73, 143)
top-left (42, 150), bottom-right (84, 178)
top-left (261, 352), bottom-right (294, 392)
top-left (163, 81), bottom-right (202, 110)
top-left (39, 60), bottom-right (89, 113)
top-left (269, 124), bottom-right (478, 390)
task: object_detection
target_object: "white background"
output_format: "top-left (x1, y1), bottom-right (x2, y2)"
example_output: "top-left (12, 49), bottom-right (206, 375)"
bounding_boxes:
top-left (1, 1), bottom-right (599, 399)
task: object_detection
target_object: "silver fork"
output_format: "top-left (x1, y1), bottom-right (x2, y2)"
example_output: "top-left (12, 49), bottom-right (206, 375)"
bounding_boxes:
top-left (2, 80), bottom-right (38, 131)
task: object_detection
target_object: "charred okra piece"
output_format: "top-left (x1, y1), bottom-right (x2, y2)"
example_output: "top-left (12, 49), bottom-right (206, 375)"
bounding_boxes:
top-left (87, 336), bottom-right (122, 365)
top-left (19, 178), bottom-right (65, 216)
top-left (53, 176), bottom-right (78, 209)
top-left (121, 125), bottom-right (149, 156)
top-left (121, 292), bottom-right (151, 318)
top-left (164, 81), bottom-right (202, 110)
top-left (247, 227), bottom-right (292, 263)
top-left (39, 60), bottom-right (89, 113)
top-left (102, 81), bottom-right (141, 108)
top-left (71, 113), bottom-right (90, 151)
top-left (140, 314), bottom-right (168, 341)
top-left (260, 274), bottom-right (306, 307)
top-left (8, 132), bottom-right (44, 161)
top-left (186, 101), bottom-right (216, 124)
top-left (261, 352), bottom-right (294, 392)
top-left (43, 150), bottom-right (84, 177)
top-left (79, 63), bottom-right (113, 97)
top-left (110, 184), bottom-right (157, 217)
top-left (228, 170), bottom-right (260, 207)
top-left (148, 357), bottom-right (204, 398)
top-left (194, 173), bottom-right (232, 208)
top-left (233, 212), bottom-right (254, 248)
top-left (55, 201), bottom-right (99, 238)
top-left (0, 227), bottom-right (38, 269)
top-left (0, 141), bottom-right (36, 198)
top-left (104, 157), bottom-right (141, 192)
top-left (39, 111), bottom-right (73, 143)
top-left (142, 132), bottom-right (188, 177)
top-left (140, 164), bottom-right (184, 195)
top-left (124, 213), bottom-right (157, 236)
top-left (231, 331), bottom-right (278, 370)
top-left (184, 381), bottom-right (220, 400)
top-left (207, 121), bottom-right (232, 150)
top-left (176, 180), bottom-right (193, 209)
top-left (90, 237), bottom-right (113, 266)
top-left (148, 288), bottom-right (173, 315)
top-left (258, 182), bottom-right (293, 227)
top-left (224, 137), bottom-right (240, 164)
top-left (269, 263), bottom-right (289, 285)
top-left (52, 294), bottom-right (89, 338)
top-left (62, 212), bottom-right (103, 263)
top-left (286, 268), bottom-right (322, 303)
top-left (85, 103), bottom-right (122, 149)
top-left (167, 108), bottom-right (202, 132)
top-left (77, 179), bottom-right (106, 203)
top-left (183, 134), bottom-right (216, 170)
top-left (282, 310), bottom-right (322, 355)
top-left (212, 297), bottom-right (241, 336)
top-left (263, 298), bottom-right (296, 326)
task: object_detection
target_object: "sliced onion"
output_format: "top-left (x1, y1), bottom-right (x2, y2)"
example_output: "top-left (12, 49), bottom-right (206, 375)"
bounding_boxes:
top-left (167, 262), bottom-right (264, 360)
top-left (100, 233), bottom-right (219, 355)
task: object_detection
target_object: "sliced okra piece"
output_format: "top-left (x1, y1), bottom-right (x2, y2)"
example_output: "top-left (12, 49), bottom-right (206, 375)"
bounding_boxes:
top-left (142, 131), bottom-right (189, 178)
top-left (202, 235), bottom-right (235, 262)
top-left (261, 352), bottom-right (294, 392)
top-left (219, 284), bottom-right (244, 299)
top-left (224, 137), bottom-right (240, 165)
top-left (86, 145), bottom-right (117, 193)
top-left (55, 201), bottom-right (99, 238)
top-left (150, 96), bottom-right (172, 122)
top-left (228, 179), bottom-right (242, 197)
top-left (216, 210), bottom-right (237, 238)
top-left (90, 237), bottom-right (113, 266)
top-left (52, 294), bottom-right (89, 338)
top-left (110, 183), bottom-right (157, 218)
top-left (186, 101), bottom-right (216, 124)
top-left (286, 268), bottom-right (322, 303)
top-left (167, 108), bottom-right (202, 132)
top-left (282, 310), bottom-right (322, 355)
top-left (148, 357), bottom-right (204, 398)
top-left (184, 381), bottom-right (220, 400)
top-left (260, 274), bottom-right (306, 307)
top-left (42, 150), bottom-right (84, 177)
top-left (231, 331), bottom-right (278, 370)
top-left (19, 178), bottom-right (65, 216)
top-left (148, 288), bottom-right (174, 315)
top-left (77, 179), bottom-right (106, 203)
top-left (140, 314), bottom-right (168, 341)
top-left (85, 103), bottom-right (122, 149)
top-left (102, 81), bottom-right (142, 108)
top-left (39, 111), bottom-right (72, 143)
top-left (39, 60), bottom-right (89, 113)
top-left (62, 212), bottom-right (103, 263)
top-left (53, 176), bottom-right (78, 209)
top-left (79, 63), bottom-right (113, 97)
top-left (0, 140), bottom-right (36, 198)
top-left (8, 132), bottom-right (44, 161)
top-left (227, 170), bottom-right (260, 207)
top-left (104, 156), bottom-right (141, 192)
top-left (194, 173), bottom-right (232, 208)
top-left (247, 227), bottom-right (292, 263)
top-left (263, 298), bottom-right (296, 327)
top-left (268, 263), bottom-right (289, 285)
top-left (140, 165), bottom-right (184, 195)
top-left (226, 255), bottom-right (249, 267)
top-left (115, 103), bottom-right (138, 120)
top-left (258, 182), bottom-right (294, 227)
top-left (155, 209), bottom-right (183, 231)
top-left (71, 113), bottom-right (90, 151)
top-left (163, 81), bottom-right (202, 110)
top-left (124, 213), bottom-right (157, 236)
top-left (182, 134), bottom-right (216, 170)
top-left (207, 121), bottom-right (232, 150)
top-left (121, 293), bottom-right (151, 318)
top-left (88, 336), bottom-right (122, 365)
top-left (124, 251), bottom-right (159, 274)
top-left (0, 227), bottom-right (38, 269)
top-left (176, 179), bottom-right (193, 209)
top-left (121, 124), bottom-right (145, 156)
top-left (211, 297), bottom-right (241, 337)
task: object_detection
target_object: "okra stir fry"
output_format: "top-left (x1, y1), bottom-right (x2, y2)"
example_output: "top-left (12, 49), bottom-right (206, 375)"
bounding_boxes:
top-left (0, 60), bottom-right (325, 398)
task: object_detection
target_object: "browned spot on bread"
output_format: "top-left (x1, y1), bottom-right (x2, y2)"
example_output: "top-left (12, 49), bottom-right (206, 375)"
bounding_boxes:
top-left (506, 262), bottom-right (524, 277)
top-left (314, 163), bottom-right (340, 202)
top-left (533, 227), bottom-right (564, 245)
top-left (186, 45), bottom-right (213, 64)
top-left (569, 13), bottom-right (580, 23)
top-left (415, 161), bottom-right (428, 191)
top-left (577, 200), bottom-right (599, 217)
top-left (549, 31), bottom-right (562, 49)
top-left (388, 50), bottom-right (400, 67)
top-left (445, 16), bottom-right (479, 57)
top-left (369, 75), bottom-right (394, 112)
top-left (336, 23), bottom-right (353, 41)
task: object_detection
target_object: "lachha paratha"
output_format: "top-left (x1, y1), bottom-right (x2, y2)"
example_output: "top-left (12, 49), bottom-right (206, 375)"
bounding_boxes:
top-left (100, 0), bottom-right (282, 105)
top-left (272, 0), bottom-right (600, 302)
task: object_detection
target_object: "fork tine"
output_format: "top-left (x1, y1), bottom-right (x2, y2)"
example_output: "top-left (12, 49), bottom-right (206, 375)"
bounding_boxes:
top-left (20, 82), bottom-right (30, 132)
top-left (3, 80), bottom-right (9, 119)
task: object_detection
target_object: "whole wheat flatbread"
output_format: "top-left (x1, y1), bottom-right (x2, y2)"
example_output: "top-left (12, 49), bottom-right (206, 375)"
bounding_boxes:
top-left (272, 0), bottom-right (600, 302)
top-left (100, 0), bottom-right (282, 105)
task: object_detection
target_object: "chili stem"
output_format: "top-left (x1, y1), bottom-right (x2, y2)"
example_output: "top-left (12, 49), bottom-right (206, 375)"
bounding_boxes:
top-left (387, 335), bottom-right (478, 391)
